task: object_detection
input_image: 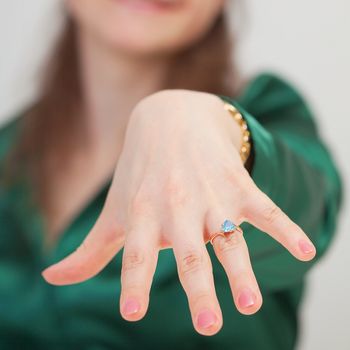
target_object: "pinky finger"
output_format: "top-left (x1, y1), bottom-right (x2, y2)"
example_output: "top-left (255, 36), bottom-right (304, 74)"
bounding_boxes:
top-left (242, 184), bottom-right (316, 261)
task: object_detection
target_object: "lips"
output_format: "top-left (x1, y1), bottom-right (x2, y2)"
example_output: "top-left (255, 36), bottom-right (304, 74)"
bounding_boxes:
top-left (115, 0), bottom-right (186, 13)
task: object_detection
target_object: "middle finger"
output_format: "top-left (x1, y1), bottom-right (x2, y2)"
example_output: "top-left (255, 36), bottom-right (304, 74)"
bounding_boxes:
top-left (170, 216), bottom-right (223, 336)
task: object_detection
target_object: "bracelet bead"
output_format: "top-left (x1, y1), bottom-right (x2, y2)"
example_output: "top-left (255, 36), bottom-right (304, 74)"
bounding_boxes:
top-left (223, 102), bottom-right (252, 165)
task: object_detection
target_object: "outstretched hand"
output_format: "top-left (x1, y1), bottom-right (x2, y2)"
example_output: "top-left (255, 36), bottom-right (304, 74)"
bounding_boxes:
top-left (42, 89), bottom-right (316, 336)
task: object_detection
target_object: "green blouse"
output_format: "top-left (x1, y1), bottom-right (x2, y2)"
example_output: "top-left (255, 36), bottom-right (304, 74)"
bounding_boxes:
top-left (0, 72), bottom-right (344, 350)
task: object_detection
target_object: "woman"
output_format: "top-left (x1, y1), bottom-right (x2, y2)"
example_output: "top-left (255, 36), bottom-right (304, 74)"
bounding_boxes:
top-left (0, 0), bottom-right (343, 349)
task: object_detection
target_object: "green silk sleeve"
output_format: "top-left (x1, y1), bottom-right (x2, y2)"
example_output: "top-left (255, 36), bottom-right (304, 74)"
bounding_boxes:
top-left (217, 72), bottom-right (344, 292)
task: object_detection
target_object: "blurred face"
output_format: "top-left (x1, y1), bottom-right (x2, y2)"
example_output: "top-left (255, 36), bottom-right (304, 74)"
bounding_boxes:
top-left (66, 0), bottom-right (226, 56)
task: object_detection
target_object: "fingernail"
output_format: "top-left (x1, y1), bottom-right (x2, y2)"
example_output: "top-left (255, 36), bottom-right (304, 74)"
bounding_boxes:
top-left (122, 299), bottom-right (140, 316)
top-left (238, 288), bottom-right (256, 309)
top-left (197, 309), bottom-right (217, 329)
top-left (299, 239), bottom-right (315, 254)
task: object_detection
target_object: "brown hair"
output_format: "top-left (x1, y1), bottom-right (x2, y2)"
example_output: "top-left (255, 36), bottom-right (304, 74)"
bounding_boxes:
top-left (7, 9), bottom-right (244, 211)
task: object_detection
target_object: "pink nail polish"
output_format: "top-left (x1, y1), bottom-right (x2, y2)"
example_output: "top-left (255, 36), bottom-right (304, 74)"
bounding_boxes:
top-left (299, 239), bottom-right (315, 254)
top-left (197, 309), bottom-right (217, 329)
top-left (123, 299), bottom-right (140, 316)
top-left (238, 288), bottom-right (256, 308)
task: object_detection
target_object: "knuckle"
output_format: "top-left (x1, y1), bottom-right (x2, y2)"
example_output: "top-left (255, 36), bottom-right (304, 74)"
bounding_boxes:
top-left (191, 291), bottom-right (211, 305)
top-left (223, 161), bottom-right (249, 182)
top-left (223, 164), bottom-right (246, 185)
top-left (100, 220), bottom-right (125, 247)
top-left (121, 282), bottom-right (143, 294)
top-left (222, 166), bottom-right (252, 198)
top-left (123, 250), bottom-right (145, 272)
top-left (164, 176), bottom-right (189, 208)
top-left (179, 250), bottom-right (206, 276)
top-left (129, 189), bottom-right (152, 216)
top-left (215, 231), bottom-right (243, 254)
top-left (261, 203), bottom-right (282, 225)
top-left (235, 182), bottom-right (249, 200)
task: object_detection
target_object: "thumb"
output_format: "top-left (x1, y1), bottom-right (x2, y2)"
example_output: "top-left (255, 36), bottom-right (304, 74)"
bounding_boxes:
top-left (42, 210), bottom-right (125, 286)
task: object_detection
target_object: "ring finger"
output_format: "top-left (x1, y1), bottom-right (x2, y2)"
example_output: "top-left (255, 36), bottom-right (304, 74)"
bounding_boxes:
top-left (206, 210), bottom-right (263, 315)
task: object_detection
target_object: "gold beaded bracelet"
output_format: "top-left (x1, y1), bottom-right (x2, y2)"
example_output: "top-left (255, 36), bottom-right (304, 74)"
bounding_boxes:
top-left (223, 102), bottom-right (251, 165)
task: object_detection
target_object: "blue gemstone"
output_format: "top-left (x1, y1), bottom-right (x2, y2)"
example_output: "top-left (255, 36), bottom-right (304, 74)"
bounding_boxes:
top-left (221, 220), bottom-right (236, 233)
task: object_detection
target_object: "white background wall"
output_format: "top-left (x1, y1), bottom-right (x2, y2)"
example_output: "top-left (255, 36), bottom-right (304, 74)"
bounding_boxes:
top-left (0, 1), bottom-right (349, 349)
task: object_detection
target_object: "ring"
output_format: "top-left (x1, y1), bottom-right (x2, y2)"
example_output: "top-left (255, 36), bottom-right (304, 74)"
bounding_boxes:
top-left (209, 219), bottom-right (243, 245)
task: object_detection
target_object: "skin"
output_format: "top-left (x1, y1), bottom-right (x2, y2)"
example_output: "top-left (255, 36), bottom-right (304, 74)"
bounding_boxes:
top-left (42, 0), bottom-right (317, 337)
